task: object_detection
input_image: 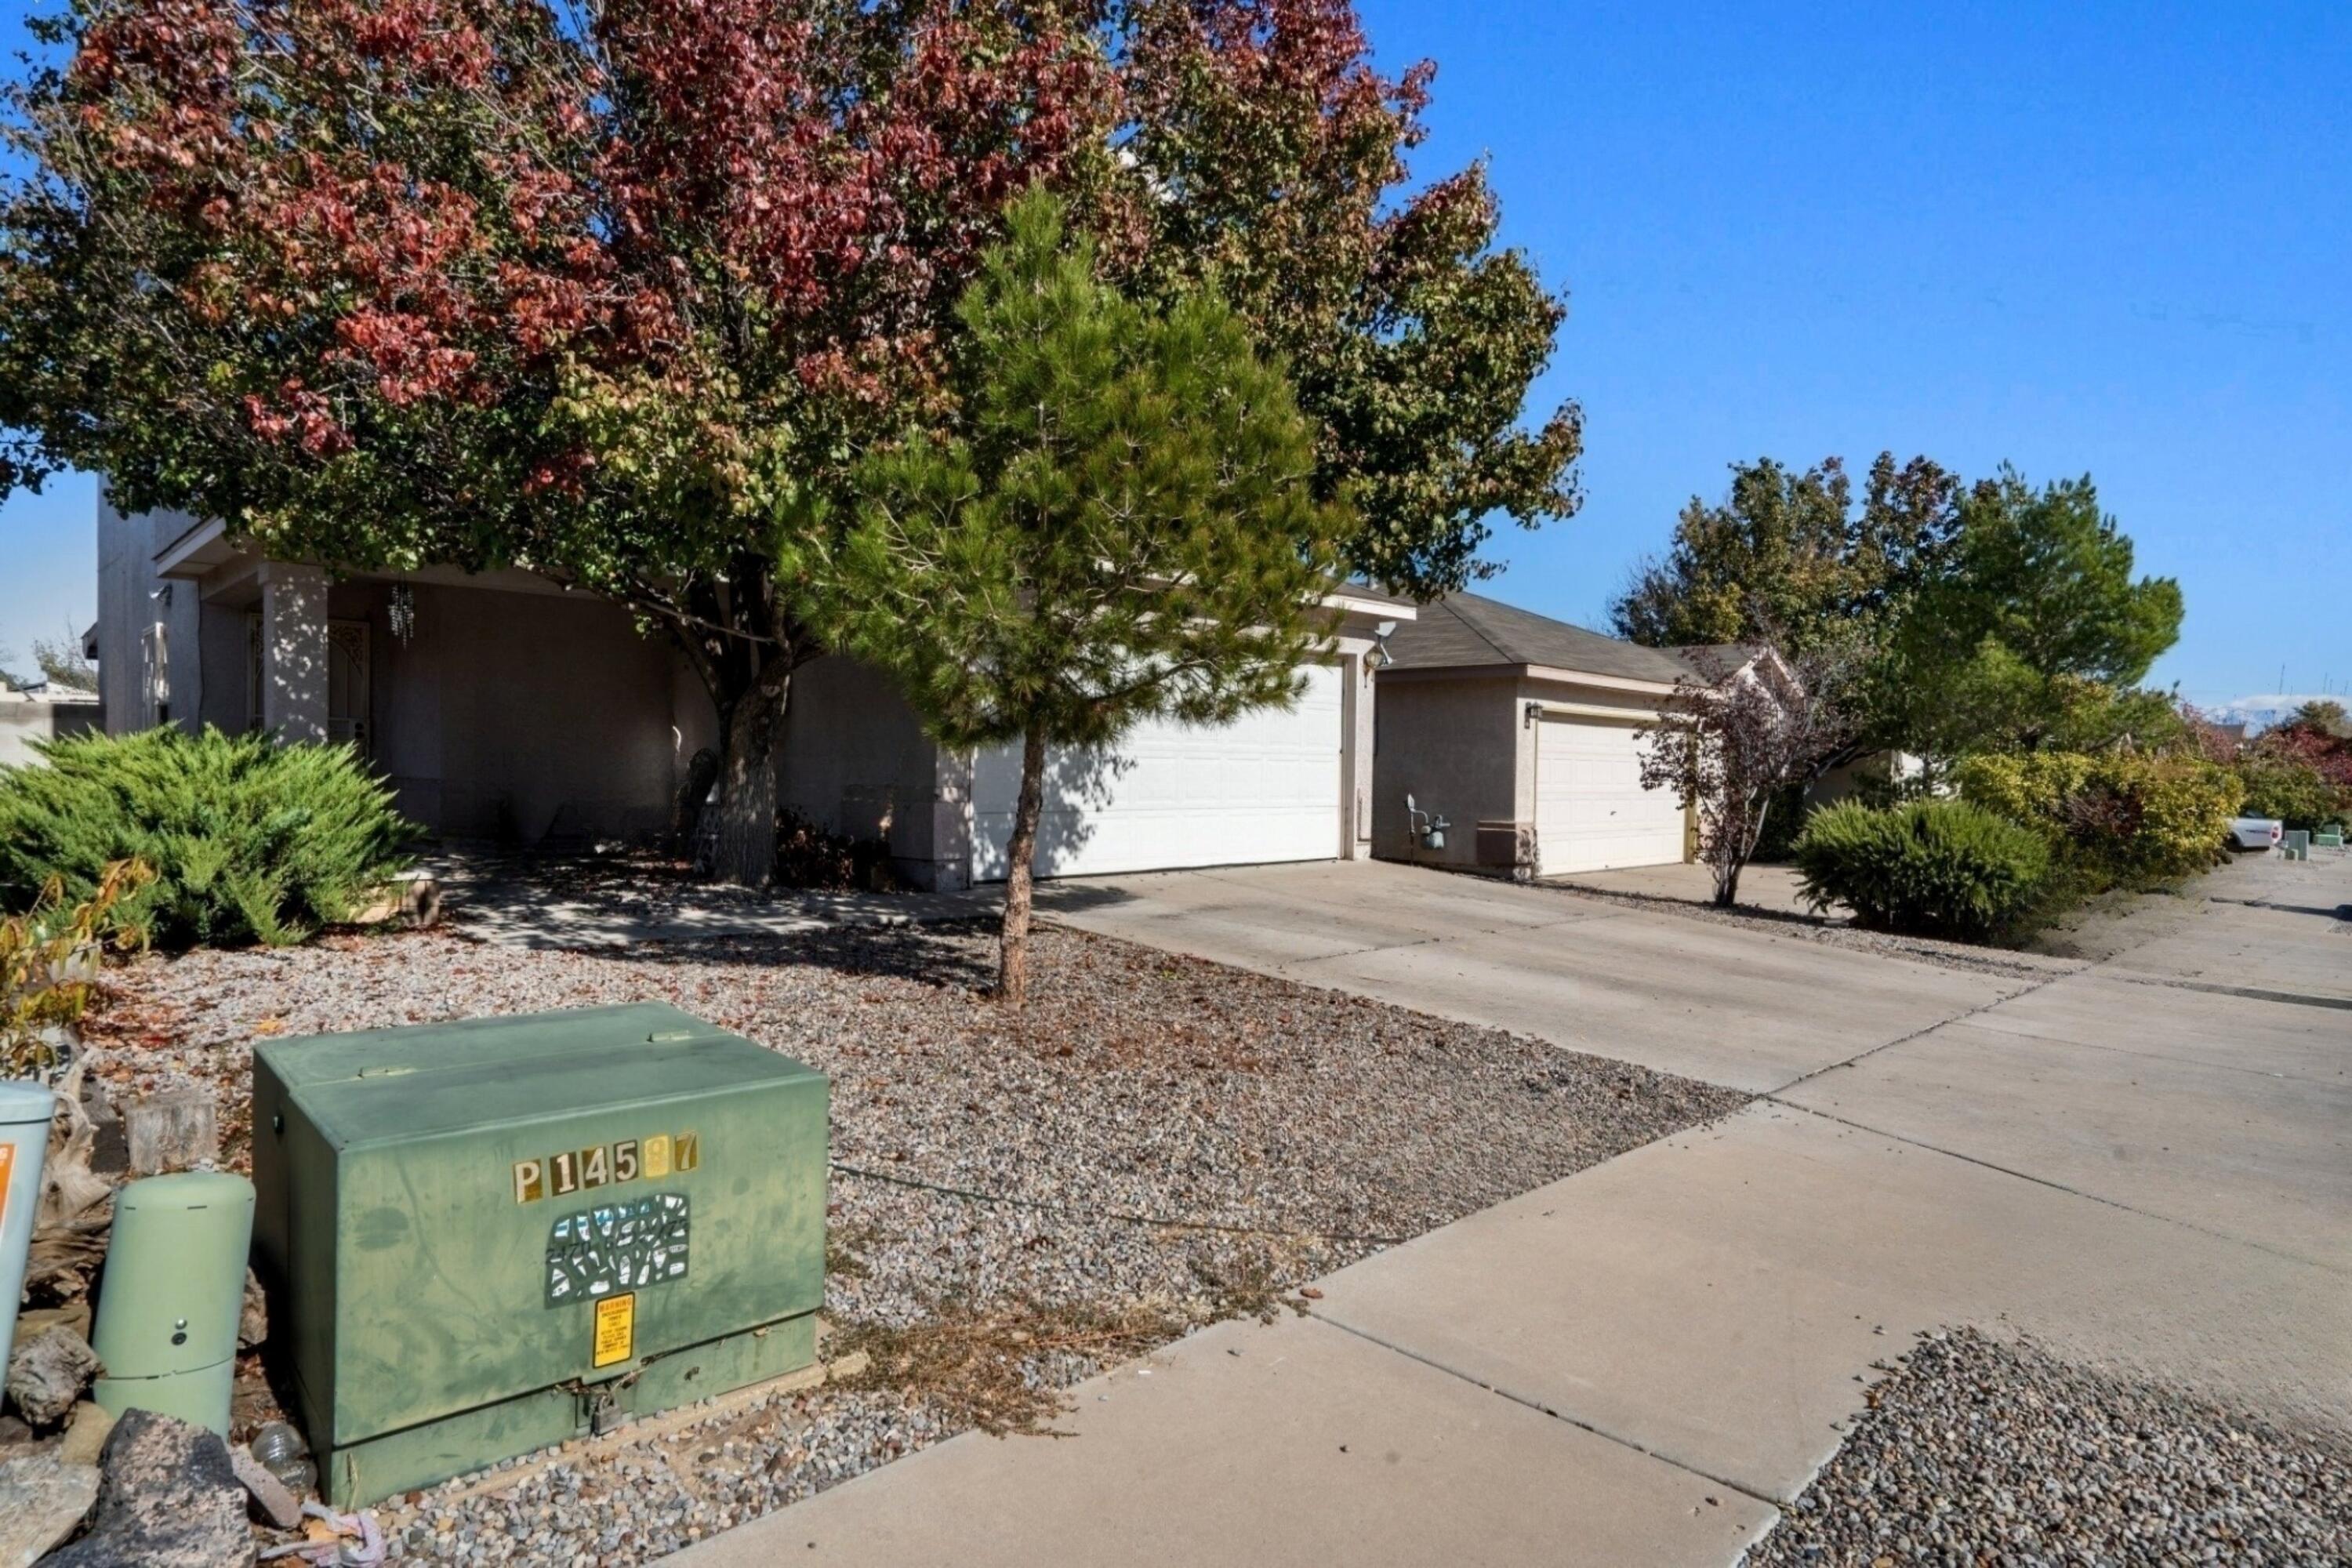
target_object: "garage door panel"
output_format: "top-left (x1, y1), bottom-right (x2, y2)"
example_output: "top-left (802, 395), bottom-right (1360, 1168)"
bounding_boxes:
top-left (1535, 716), bottom-right (1685, 877)
top-left (973, 665), bottom-right (1342, 880)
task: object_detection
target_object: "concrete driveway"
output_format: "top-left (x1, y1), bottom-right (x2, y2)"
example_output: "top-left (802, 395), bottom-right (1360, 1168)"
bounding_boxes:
top-left (1042, 858), bottom-right (2052, 1094)
top-left (680, 852), bottom-right (2352, 1567)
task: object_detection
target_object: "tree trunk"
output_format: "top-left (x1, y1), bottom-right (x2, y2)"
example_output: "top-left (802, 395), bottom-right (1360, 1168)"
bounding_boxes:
top-left (709, 661), bottom-right (794, 889)
top-left (1715, 797), bottom-right (1765, 907)
top-left (996, 723), bottom-right (1048, 1007)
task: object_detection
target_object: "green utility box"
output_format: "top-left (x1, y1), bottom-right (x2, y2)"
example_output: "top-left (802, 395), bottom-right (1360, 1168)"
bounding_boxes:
top-left (252, 1003), bottom-right (827, 1507)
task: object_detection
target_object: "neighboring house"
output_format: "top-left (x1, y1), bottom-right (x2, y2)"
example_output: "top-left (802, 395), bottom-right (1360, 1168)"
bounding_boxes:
top-left (1810, 750), bottom-right (1929, 808)
top-left (0, 676), bottom-right (103, 770)
top-left (1371, 593), bottom-right (1708, 880)
top-left (92, 496), bottom-right (1410, 887)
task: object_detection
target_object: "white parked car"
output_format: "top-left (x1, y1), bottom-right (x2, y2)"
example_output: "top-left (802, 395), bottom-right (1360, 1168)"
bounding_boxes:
top-left (2226, 815), bottom-right (2284, 851)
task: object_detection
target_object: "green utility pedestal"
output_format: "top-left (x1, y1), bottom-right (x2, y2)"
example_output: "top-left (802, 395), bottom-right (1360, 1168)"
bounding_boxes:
top-left (91, 1171), bottom-right (255, 1433)
top-left (252, 1003), bottom-right (828, 1507)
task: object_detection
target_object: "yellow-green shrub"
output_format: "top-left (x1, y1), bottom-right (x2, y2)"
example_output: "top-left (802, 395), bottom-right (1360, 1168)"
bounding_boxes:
top-left (1956, 751), bottom-right (2241, 884)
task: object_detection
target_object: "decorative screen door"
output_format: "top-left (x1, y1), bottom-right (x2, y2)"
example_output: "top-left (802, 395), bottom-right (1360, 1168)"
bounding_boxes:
top-left (326, 619), bottom-right (370, 752)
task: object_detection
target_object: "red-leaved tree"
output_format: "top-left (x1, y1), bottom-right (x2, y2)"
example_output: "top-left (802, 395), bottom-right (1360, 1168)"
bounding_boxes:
top-left (1636, 642), bottom-right (1865, 908)
top-left (2, 0), bottom-right (1581, 884)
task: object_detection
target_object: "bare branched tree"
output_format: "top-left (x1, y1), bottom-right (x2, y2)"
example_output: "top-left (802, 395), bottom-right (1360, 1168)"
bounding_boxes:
top-left (1638, 637), bottom-right (1867, 907)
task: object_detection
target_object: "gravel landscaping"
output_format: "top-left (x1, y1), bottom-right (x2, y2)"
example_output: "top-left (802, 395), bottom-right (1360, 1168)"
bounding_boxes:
top-left (90, 906), bottom-right (1747, 1563)
top-left (1750, 1327), bottom-right (2352, 1568)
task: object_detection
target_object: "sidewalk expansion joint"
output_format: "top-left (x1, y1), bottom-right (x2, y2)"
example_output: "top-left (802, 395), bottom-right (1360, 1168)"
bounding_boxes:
top-left (1759, 1101), bottom-right (2348, 1278)
top-left (1945, 1014), bottom-right (2347, 1086)
top-left (1765, 969), bottom-right (2074, 1098)
top-left (1304, 1309), bottom-right (1788, 1514)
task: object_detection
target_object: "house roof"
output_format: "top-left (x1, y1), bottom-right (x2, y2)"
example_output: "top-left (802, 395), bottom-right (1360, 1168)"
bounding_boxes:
top-left (1669, 643), bottom-right (1766, 678)
top-left (1381, 592), bottom-right (1696, 685)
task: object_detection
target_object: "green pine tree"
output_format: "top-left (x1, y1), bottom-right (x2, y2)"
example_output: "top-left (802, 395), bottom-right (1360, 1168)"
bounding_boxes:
top-left (786, 190), bottom-right (1350, 1004)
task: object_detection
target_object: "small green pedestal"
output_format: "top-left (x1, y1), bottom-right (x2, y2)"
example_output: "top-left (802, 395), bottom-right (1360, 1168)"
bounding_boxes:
top-left (90, 1171), bottom-right (255, 1434)
top-left (252, 1003), bottom-right (828, 1506)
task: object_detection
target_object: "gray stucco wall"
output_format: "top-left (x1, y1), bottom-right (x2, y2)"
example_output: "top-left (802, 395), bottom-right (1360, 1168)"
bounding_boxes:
top-left (100, 496), bottom-right (725, 846)
top-left (95, 495), bottom-right (206, 731)
top-left (339, 580), bottom-right (692, 843)
top-left (778, 655), bottom-right (953, 884)
top-left (1369, 674), bottom-right (1519, 868)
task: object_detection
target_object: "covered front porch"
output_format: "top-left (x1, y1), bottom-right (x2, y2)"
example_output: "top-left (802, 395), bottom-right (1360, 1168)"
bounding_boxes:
top-left (126, 510), bottom-right (715, 844)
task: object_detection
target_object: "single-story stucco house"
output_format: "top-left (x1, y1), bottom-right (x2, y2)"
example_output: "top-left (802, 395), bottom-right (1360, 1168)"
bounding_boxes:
top-left (93, 496), bottom-right (1412, 890)
top-left (1371, 593), bottom-right (1737, 880)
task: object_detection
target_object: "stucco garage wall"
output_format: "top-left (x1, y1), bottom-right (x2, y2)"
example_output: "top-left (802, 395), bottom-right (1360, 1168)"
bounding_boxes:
top-left (1370, 674), bottom-right (1519, 869)
top-left (777, 654), bottom-right (944, 873)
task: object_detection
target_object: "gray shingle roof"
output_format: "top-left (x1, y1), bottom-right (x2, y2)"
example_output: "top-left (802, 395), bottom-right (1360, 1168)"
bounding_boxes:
top-left (1669, 643), bottom-right (1766, 678)
top-left (1381, 592), bottom-right (1697, 684)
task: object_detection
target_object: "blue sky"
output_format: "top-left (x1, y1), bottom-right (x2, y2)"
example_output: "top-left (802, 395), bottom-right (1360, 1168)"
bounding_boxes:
top-left (4, 2), bottom-right (2346, 708)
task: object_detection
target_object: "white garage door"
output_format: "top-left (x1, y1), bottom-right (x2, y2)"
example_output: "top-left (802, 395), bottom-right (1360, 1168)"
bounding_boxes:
top-left (1534, 715), bottom-right (1686, 877)
top-left (972, 664), bottom-right (1343, 881)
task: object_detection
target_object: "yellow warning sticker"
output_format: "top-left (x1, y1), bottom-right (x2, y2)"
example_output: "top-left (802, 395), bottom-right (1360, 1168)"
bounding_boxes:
top-left (592, 1293), bottom-right (635, 1369)
top-left (0, 1144), bottom-right (13, 1228)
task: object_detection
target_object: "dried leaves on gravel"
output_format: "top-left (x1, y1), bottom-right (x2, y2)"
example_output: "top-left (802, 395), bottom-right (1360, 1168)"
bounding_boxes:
top-left (1751, 1327), bottom-right (2352, 1568)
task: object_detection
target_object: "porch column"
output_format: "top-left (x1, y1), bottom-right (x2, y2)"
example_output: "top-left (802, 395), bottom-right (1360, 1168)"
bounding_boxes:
top-left (259, 562), bottom-right (329, 745)
top-left (1341, 645), bottom-right (1376, 859)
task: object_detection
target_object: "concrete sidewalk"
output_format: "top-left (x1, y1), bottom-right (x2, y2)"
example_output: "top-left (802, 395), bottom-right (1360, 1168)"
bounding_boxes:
top-left (674, 854), bottom-right (2352, 1566)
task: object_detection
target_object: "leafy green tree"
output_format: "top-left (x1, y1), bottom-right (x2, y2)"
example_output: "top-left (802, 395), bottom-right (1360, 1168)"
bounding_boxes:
top-left (786, 191), bottom-right (1347, 1004)
top-left (1612, 452), bottom-right (1960, 655)
top-left (1882, 470), bottom-right (2183, 758)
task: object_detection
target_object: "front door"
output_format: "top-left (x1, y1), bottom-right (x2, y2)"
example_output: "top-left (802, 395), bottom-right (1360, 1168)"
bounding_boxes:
top-left (326, 619), bottom-right (370, 752)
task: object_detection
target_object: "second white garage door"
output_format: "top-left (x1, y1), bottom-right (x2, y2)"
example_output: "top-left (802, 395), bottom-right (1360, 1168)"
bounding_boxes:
top-left (1534, 714), bottom-right (1687, 877)
top-left (971, 663), bottom-right (1343, 881)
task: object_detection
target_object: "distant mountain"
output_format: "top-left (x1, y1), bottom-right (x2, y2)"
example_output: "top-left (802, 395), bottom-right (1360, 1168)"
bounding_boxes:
top-left (2204, 693), bottom-right (2337, 735)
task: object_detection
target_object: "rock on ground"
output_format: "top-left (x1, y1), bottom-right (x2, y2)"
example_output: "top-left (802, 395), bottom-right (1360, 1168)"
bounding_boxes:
top-left (1750, 1327), bottom-right (2352, 1566)
top-left (42, 1407), bottom-right (253, 1568)
top-left (237, 1269), bottom-right (267, 1352)
top-left (0, 1452), bottom-right (99, 1566)
top-left (5, 1327), bottom-right (101, 1428)
top-left (56, 1402), bottom-right (113, 1468)
top-left (228, 1443), bottom-right (303, 1529)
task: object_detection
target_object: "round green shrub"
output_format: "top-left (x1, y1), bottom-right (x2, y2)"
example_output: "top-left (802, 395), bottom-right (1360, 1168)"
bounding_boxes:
top-left (0, 726), bottom-right (417, 949)
top-left (1794, 798), bottom-right (2050, 942)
